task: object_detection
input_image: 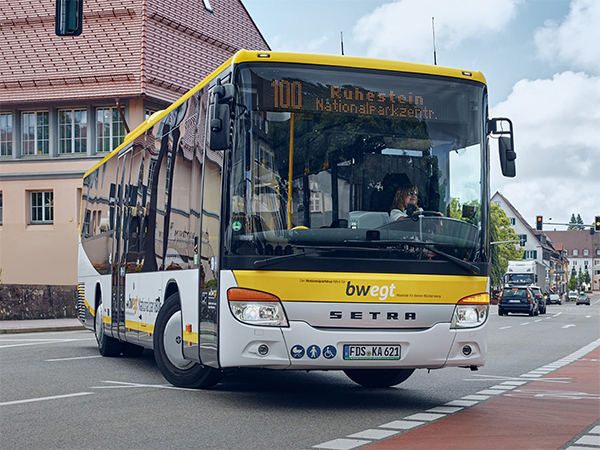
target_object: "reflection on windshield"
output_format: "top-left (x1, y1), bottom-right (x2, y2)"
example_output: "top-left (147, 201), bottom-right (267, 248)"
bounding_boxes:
top-left (226, 64), bottom-right (486, 264)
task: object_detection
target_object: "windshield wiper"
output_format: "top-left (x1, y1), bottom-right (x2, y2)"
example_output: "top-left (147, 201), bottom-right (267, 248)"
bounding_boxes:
top-left (254, 250), bottom-right (309, 269)
top-left (332, 240), bottom-right (480, 274)
top-left (254, 242), bottom-right (479, 274)
top-left (421, 244), bottom-right (480, 274)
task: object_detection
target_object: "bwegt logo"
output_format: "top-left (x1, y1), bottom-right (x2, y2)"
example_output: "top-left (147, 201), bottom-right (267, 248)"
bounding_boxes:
top-left (346, 281), bottom-right (396, 301)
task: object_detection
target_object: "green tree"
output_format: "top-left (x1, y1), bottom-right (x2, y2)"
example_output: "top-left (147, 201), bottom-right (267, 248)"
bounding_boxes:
top-left (583, 269), bottom-right (591, 290)
top-left (568, 269), bottom-right (578, 291)
top-left (576, 214), bottom-right (585, 230)
top-left (490, 204), bottom-right (523, 287)
top-left (578, 267), bottom-right (584, 288)
top-left (568, 214), bottom-right (577, 230)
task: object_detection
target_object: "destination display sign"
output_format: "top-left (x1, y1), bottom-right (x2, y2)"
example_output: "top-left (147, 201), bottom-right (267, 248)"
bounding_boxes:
top-left (258, 78), bottom-right (440, 120)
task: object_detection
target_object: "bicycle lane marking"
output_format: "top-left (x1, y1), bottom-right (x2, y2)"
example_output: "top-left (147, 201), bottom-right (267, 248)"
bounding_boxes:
top-left (311, 339), bottom-right (600, 450)
top-left (362, 345), bottom-right (600, 450)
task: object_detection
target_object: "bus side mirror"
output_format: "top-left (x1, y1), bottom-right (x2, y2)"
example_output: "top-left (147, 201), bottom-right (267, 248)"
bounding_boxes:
top-left (209, 82), bottom-right (235, 151)
top-left (489, 117), bottom-right (516, 178)
top-left (55, 0), bottom-right (83, 36)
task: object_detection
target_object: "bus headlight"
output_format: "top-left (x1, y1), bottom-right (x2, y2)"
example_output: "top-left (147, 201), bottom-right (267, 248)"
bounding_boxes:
top-left (227, 288), bottom-right (289, 327)
top-left (451, 293), bottom-right (489, 329)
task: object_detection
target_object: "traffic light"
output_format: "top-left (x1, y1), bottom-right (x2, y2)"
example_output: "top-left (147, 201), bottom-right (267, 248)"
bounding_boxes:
top-left (595, 216), bottom-right (600, 232)
top-left (536, 215), bottom-right (543, 231)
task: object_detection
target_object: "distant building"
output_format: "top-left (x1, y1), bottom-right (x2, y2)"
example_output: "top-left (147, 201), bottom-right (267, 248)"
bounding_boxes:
top-left (0, 0), bottom-right (269, 287)
top-left (544, 230), bottom-right (599, 292)
top-left (491, 192), bottom-right (567, 293)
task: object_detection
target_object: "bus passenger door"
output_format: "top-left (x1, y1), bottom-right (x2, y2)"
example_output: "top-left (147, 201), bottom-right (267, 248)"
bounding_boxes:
top-left (111, 149), bottom-right (132, 341)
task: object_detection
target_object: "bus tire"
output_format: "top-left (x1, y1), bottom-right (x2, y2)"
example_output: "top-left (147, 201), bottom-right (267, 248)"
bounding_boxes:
top-left (343, 368), bottom-right (415, 388)
top-left (95, 301), bottom-right (121, 357)
top-left (153, 292), bottom-right (223, 389)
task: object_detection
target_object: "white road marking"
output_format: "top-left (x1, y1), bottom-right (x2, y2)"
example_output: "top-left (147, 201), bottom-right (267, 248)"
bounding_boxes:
top-left (562, 324), bottom-right (576, 329)
top-left (45, 355), bottom-right (102, 362)
top-left (0, 338), bottom-right (86, 349)
top-left (91, 380), bottom-right (196, 391)
top-left (462, 394), bottom-right (490, 401)
top-left (347, 429), bottom-right (398, 439)
top-left (427, 406), bottom-right (463, 414)
top-left (520, 322), bottom-right (530, 326)
top-left (312, 438), bottom-right (369, 449)
top-left (0, 392), bottom-right (93, 406)
top-left (379, 420), bottom-right (425, 430)
top-left (499, 326), bottom-right (512, 330)
top-left (404, 413), bottom-right (445, 421)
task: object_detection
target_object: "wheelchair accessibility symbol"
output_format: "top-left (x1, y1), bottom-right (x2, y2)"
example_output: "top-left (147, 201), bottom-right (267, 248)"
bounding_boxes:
top-left (323, 345), bottom-right (337, 359)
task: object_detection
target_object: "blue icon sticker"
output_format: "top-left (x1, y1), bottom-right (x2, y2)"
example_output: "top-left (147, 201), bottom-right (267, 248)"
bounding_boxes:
top-left (291, 345), bottom-right (305, 359)
top-left (322, 345), bottom-right (337, 359)
top-left (307, 345), bottom-right (321, 359)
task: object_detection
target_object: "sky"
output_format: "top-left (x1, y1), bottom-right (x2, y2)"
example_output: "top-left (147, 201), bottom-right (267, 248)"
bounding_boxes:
top-left (242, 0), bottom-right (600, 230)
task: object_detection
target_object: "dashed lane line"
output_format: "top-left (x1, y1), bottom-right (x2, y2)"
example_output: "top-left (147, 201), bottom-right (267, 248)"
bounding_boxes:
top-left (310, 339), bottom-right (600, 450)
top-left (0, 392), bottom-right (93, 406)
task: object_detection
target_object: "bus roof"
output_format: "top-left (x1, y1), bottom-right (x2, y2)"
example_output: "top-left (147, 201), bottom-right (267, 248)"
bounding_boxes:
top-left (83, 50), bottom-right (487, 179)
top-left (231, 50), bottom-right (487, 85)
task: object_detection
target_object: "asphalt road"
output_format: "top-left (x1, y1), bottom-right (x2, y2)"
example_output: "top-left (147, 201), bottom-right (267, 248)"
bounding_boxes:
top-left (1, 296), bottom-right (598, 450)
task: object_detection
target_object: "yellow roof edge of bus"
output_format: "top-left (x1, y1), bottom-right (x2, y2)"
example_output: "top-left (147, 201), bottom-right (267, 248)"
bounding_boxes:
top-left (82, 54), bottom-right (237, 179)
top-left (83, 49), bottom-right (487, 179)
top-left (231, 50), bottom-right (487, 85)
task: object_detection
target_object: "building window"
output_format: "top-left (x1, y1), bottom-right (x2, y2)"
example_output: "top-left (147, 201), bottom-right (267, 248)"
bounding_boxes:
top-left (145, 109), bottom-right (159, 120)
top-left (524, 250), bottom-right (537, 259)
top-left (1, 113), bottom-right (12, 156)
top-left (310, 191), bottom-right (323, 213)
top-left (573, 249), bottom-right (579, 256)
top-left (510, 218), bottom-right (516, 225)
top-left (96, 108), bottom-right (125, 153)
top-left (59, 109), bottom-right (87, 154)
top-left (21, 111), bottom-right (49, 155)
top-left (583, 249), bottom-right (589, 256)
top-left (30, 191), bottom-right (54, 224)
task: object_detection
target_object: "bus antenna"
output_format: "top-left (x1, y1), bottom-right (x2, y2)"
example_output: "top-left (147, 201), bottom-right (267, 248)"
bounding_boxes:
top-left (432, 17), bottom-right (437, 65)
top-left (341, 32), bottom-right (345, 55)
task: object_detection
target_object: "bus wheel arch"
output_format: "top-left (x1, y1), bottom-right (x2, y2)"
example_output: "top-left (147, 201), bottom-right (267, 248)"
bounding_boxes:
top-left (94, 282), bottom-right (121, 357)
top-left (343, 368), bottom-right (415, 388)
top-left (153, 291), bottom-right (223, 388)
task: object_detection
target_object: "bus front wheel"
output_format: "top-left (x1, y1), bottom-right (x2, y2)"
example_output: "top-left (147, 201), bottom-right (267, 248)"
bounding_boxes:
top-left (344, 368), bottom-right (415, 388)
top-left (95, 301), bottom-right (121, 357)
top-left (153, 292), bottom-right (223, 389)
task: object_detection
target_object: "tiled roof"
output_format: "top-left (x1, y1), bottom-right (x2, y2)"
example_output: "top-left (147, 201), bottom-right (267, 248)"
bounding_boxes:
top-left (544, 230), bottom-right (597, 258)
top-left (1, 0), bottom-right (269, 105)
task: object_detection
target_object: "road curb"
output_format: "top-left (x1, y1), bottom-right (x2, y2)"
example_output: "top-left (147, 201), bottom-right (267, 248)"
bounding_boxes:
top-left (0, 325), bottom-right (86, 334)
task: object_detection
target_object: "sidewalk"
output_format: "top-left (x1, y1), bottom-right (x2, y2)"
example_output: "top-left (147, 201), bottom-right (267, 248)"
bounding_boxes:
top-left (0, 318), bottom-right (85, 334)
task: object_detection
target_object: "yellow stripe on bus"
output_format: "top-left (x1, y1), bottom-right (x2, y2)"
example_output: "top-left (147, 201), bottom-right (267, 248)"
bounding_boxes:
top-left (233, 271), bottom-right (488, 304)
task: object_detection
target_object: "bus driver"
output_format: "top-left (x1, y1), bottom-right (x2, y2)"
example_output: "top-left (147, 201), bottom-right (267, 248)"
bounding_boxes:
top-left (390, 185), bottom-right (422, 220)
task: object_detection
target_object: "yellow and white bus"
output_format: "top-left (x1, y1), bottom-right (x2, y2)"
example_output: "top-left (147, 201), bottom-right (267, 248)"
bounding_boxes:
top-left (77, 50), bottom-right (516, 388)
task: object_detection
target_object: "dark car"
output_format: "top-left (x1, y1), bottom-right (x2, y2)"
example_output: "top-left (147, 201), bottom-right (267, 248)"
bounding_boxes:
top-left (547, 293), bottom-right (561, 305)
top-left (498, 287), bottom-right (538, 316)
top-left (576, 293), bottom-right (590, 305)
top-left (529, 286), bottom-right (546, 314)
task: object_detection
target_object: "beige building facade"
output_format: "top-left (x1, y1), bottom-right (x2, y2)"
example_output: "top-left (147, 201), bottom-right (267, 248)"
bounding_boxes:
top-left (0, 0), bottom-right (268, 287)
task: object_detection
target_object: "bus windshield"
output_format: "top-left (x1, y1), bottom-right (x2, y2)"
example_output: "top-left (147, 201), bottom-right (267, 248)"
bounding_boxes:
top-left (225, 63), bottom-right (487, 268)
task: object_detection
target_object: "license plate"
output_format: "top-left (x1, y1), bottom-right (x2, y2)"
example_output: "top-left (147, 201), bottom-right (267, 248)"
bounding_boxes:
top-left (343, 345), bottom-right (401, 360)
top-left (509, 300), bottom-right (521, 303)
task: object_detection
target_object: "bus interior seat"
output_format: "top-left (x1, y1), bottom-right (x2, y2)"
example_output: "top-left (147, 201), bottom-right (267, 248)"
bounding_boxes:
top-left (348, 211), bottom-right (390, 229)
top-left (370, 173), bottom-right (412, 212)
